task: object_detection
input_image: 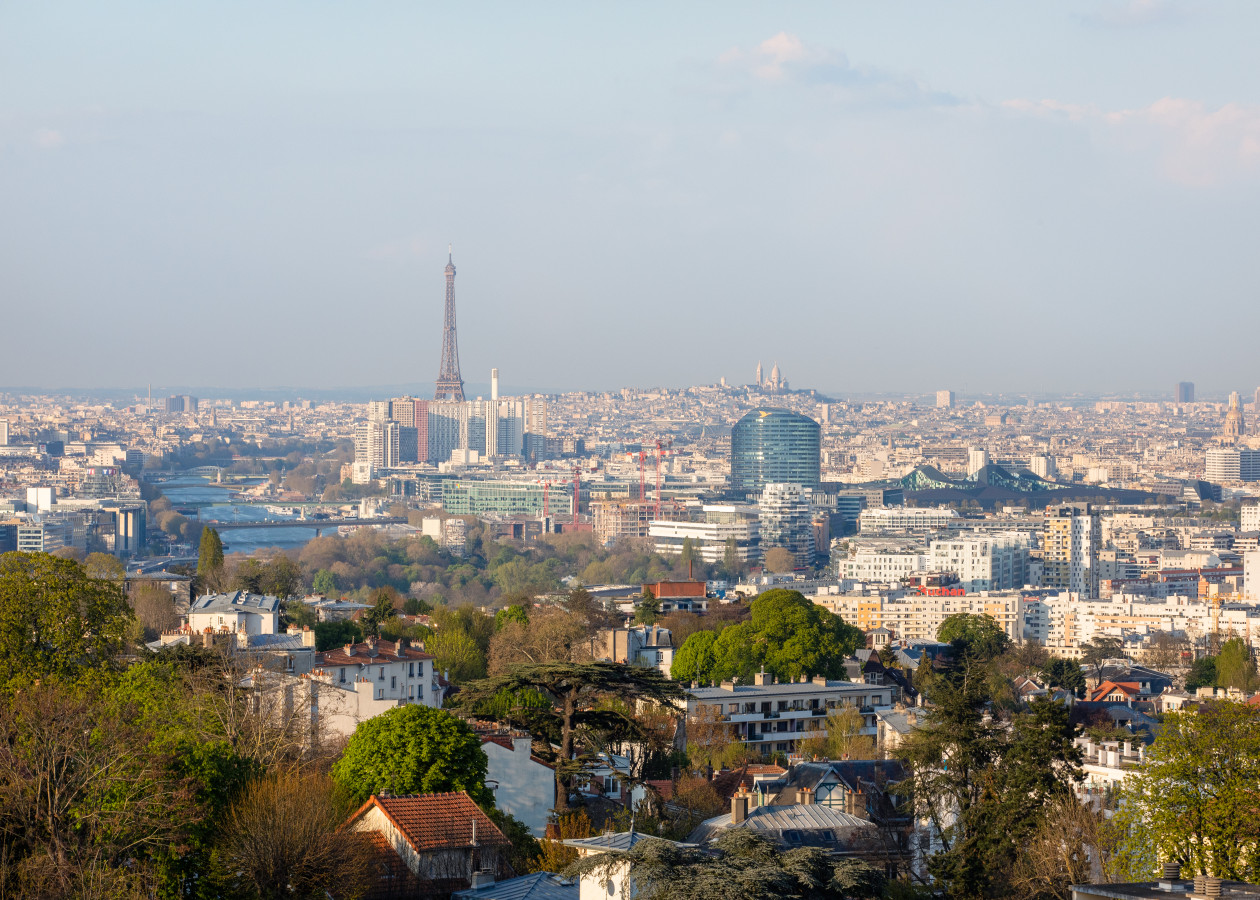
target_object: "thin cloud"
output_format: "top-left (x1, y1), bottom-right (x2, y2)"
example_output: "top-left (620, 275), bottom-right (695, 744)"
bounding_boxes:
top-left (32, 129), bottom-right (65, 150)
top-left (1004, 96), bottom-right (1260, 186)
top-left (716, 32), bottom-right (961, 108)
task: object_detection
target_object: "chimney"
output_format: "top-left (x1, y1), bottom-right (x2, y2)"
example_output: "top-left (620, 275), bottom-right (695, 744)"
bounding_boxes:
top-left (731, 793), bottom-right (749, 825)
top-left (345, 643), bottom-right (355, 657)
top-left (754, 670), bottom-right (771, 686)
top-left (301, 625), bottom-right (315, 648)
top-left (1161, 862), bottom-right (1181, 882)
top-left (797, 787), bottom-right (815, 805)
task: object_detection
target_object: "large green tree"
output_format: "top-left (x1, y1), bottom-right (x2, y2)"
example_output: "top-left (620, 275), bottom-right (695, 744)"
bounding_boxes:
top-left (331, 705), bottom-right (493, 806)
top-left (899, 645), bottom-right (1081, 898)
top-left (197, 527), bottom-right (224, 578)
top-left (456, 661), bottom-right (685, 810)
top-left (669, 590), bottom-right (862, 684)
top-left (1112, 700), bottom-right (1260, 881)
top-left (1215, 637), bottom-right (1256, 692)
top-left (1042, 657), bottom-right (1087, 698)
top-left (0, 552), bottom-right (133, 682)
top-left (937, 613), bottom-right (1011, 659)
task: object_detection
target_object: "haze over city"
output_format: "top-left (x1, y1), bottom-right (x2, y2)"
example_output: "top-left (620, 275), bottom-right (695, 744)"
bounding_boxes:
top-left (5, 1), bottom-right (1260, 395)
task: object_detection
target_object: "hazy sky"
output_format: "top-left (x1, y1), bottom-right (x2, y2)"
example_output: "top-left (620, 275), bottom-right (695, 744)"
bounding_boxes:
top-left (4, 1), bottom-right (1260, 397)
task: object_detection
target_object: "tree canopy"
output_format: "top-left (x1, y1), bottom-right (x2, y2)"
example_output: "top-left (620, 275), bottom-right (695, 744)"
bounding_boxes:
top-left (0, 551), bottom-right (133, 682)
top-left (670, 590), bottom-right (862, 684)
top-left (331, 705), bottom-right (493, 806)
top-left (937, 613), bottom-right (1011, 659)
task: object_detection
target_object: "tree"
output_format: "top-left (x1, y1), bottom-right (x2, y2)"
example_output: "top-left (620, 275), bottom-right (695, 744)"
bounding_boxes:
top-left (362, 588), bottom-right (397, 634)
top-left (84, 551), bottom-right (125, 580)
top-left (764, 547), bottom-right (796, 573)
top-left (1009, 794), bottom-right (1115, 900)
top-left (1146, 631), bottom-right (1188, 672)
top-left (1186, 655), bottom-right (1217, 691)
top-left (130, 582), bottom-right (180, 640)
top-left (1042, 658), bottom-right (1087, 698)
top-left (427, 625), bottom-right (489, 682)
top-left (567, 830), bottom-right (885, 900)
top-left (456, 661), bottom-right (685, 810)
top-left (798, 706), bottom-right (876, 762)
top-left (670, 590), bottom-right (862, 685)
top-left (0, 552), bottom-right (133, 681)
top-left (488, 606), bottom-right (589, 674)
top-left (937, 613), bottom-right (1011, 659)
top-left (331, 705), bottom-right (494, 806)
top-left (495, 604), bottom-right (530, 630)
top-left (312, 568), bottom-right (337, 596)
top-left (197, 527), bottom-right (224, 580)
top-left (1079, 636), bottom-right (1124, 673)
top-left (402, 596), bottom-right (432, 616)
top-left (1215, 636), bottom-right (1256, 692)
top-left (671, 630), bottom-right (719, 683)
top-left (259, 554), bottom-right (302, 600)
top-left (1112, 701), bottom-right (1260, 881)
top-left (215, 771), bottom-right (370, 900)
top-left (721, 537), bottom-right (743, 579)
top-left (0, 681), bottom-right (202, 896)
top-left (636, 592), bottom-right (661, 626)
top-left (313, 620), bottom-right (363, 651)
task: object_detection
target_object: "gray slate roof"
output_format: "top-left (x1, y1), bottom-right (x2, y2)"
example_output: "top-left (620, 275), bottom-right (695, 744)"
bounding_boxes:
top-left (688, 802), bottom-right (874, 845)
top-left (452, 872), bottom-right (577, 900)
top-left (190, 591), bottom-right (280, 614)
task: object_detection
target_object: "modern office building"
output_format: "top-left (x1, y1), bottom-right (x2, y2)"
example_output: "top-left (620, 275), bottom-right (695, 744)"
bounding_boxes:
top-left (1206, 448), bottom-right (1260, 482)
top-left (730, 408), bottom-right (820, 497)
top-left (758, 482), bottom-right (815, 567)
top-left (966, 447), bottom-right (989, 477)
top-left (441, 480), bottom-right (570, 518)
top-left (1042, 504), bottom-right (1100, 597)
top-left (1175, 382), bottom-right (1195, 403)
top-left (859, 507), bottom-right (959, 533)
top-left (648, 504), bottom-right (761, 564)
top-left (936, 390), bottom-right (955, 409)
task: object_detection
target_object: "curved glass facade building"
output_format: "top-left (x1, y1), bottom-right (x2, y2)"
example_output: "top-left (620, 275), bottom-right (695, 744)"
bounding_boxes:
top-left (730, 408), bottom-right (821, 496)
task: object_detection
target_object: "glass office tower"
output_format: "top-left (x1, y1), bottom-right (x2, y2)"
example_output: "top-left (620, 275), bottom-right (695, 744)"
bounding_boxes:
top-left (730, 408), bottom-right (821, 497)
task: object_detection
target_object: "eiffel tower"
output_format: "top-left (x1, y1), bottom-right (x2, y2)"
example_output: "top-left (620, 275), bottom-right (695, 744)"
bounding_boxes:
top-left (434, 245), bottom-right (465, 401)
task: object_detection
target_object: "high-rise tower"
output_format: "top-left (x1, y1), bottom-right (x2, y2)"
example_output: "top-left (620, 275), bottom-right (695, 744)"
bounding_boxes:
top-left (434, 246), bottom-right (465, 401)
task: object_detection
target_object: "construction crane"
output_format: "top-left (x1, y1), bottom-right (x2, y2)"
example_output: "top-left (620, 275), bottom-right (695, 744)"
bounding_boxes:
top-left (625, 449), bottom-right (648, 503)
top-left (537, 478), bottom-right (553, 519)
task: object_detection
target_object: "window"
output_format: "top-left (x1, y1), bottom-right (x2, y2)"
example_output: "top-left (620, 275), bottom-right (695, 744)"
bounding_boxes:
top-left (378, 667), bottom-right (385, 681)
top-left (409, 663), bottom-right (414, 677)
top-left (391, 676), bottom-right (397, 689)
top-left (339, 668), bottom-right (346, 683)
top-left (377, 689), bottom-right (383, 700)
top-left (728, 704), bottom-right (738, 714)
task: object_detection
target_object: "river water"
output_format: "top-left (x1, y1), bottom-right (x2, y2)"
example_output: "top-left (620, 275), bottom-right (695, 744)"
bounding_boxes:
top-left (157, 477), bottom-right (330, 553)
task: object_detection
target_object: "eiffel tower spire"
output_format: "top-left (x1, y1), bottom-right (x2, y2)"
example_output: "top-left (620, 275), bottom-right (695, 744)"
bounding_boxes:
top-left (434, 245), bottom-right (465, 401)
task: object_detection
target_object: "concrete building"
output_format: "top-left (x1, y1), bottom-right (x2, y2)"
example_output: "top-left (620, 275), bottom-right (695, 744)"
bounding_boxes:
top-left (759, 482), bottom-right (815, 567)
top-left (1043, 505), bottom-right (1100, 597)
top-left (686, 673), bottom-right (893, 758)
top-left (967, 447), bottom-right (989, 477)
top-left (811, 590), bottom-right (1027, 645)
top-left (927, 532), bottom-right (1030, 593)
top-left (859, 507), bottom-right (959, 533)
top-left (479, 733), bottom-right (556, 837)
top-left (309, 637), bottom-right (441, 739)
top-left (1175, 381), bottom-right (1195, 403)
top-left (936, 390), bottom-right (955, 409)
top-left (1029, 453), bottom-right (1057, 480)
top-left (648, 503), bottom-right (760, 564)
top-left (442, 480), bottom-right (570, 518)
top-left (1206, 447), bottom-right (1260, 482)
top-left (355, 421), bottom-right (400, 471)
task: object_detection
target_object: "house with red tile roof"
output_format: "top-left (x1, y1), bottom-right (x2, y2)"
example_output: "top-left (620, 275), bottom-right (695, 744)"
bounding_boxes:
top-left (1087, 681), bottom-right (1142, 705)
top-left (346, 792), bottom-right (513, 898)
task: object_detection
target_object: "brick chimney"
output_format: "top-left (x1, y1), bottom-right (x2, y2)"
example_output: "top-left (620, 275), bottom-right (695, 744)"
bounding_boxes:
top-left (797, 787), bottom-right (815, 805)
top-left (754, 669), bottom-right (771, 686)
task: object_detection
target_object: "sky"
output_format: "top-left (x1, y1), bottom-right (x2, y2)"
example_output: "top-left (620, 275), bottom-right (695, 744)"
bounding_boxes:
top-left (3, 1), bottom-right (1260, 398)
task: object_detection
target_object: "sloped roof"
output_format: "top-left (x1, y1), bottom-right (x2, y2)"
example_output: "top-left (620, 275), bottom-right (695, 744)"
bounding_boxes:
top-left (688, 802), bottom-right (874, 845)
top-left (190, 590), bottom-right (279, 614)
top-left (452, 872), bottom-right (577, 900)
top-left (318, 638), bottom-right (433, 666)
top-left (350, 792), bottom-right (509, 853)
top-left (561, 831), bottom-right (658, 853)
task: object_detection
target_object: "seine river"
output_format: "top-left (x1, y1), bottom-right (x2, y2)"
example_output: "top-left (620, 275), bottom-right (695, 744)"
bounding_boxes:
top-left (157, 477), bottom-right (328, 553)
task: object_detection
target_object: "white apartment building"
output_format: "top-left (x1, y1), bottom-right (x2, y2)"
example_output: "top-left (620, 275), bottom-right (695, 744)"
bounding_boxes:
top-left (1243, 504), bottom-right (1260, 533)
top-left (759, 483), bottom-right (815, 566)
top-left (840, 548), bottom-right (927, 584)
top-left (810, 590), bottom-right (1026, 644)
top-left (1022, 592), bottom-right (1260, 655)
top-left (859, 507), bottom-right (959, 533)
top-left (686, 673), bottom-right (894, 758)
top-left (927, 532), bottom-right (1030, 593)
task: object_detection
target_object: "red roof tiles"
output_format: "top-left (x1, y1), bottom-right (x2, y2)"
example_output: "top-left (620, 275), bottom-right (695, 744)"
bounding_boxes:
top-left (350, 792), bottom-right (510, 853)
top-left (317, 637), bottom-right (433, 667)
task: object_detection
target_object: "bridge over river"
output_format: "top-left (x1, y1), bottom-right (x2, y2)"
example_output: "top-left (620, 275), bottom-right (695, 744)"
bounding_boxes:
top-left (201, 516), bottom-right (408, 537)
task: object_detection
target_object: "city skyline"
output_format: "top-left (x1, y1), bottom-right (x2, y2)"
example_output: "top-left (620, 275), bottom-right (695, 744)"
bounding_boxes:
top-left (5, 2), bottom-right (1260, 393)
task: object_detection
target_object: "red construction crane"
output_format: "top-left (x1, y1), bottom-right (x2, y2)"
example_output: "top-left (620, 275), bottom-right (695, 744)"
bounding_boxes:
top-left (537, 479), bottom-right (552, 519)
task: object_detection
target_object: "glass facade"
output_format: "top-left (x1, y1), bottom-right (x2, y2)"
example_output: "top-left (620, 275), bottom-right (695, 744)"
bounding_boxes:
top-left (730, 408), bottom-right (821, 496)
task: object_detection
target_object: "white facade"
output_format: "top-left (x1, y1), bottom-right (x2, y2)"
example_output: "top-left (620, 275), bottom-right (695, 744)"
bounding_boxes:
top-left (927, 532), bottom-right (1029, 593)
top-left (811, 590), bottom-right (1027, 644)
top-left (649, 505), bottom-right (760, 563)
top-left (840, 549), bottom-right (927, 583)
top-left (481, 735), bottom-right (555, 837)
top-left (1206, 448), bottom-right (1260, 482)
top-left (308, 638), bottom-right (441, 740)
top-left (1243, 504), bottom-right (1260, 533)
top-left (859, 507), bottom-right (959, 532)
top-left (967, 447), bottom-right (989, 476)
top-left (759, 483), bottom-right (814, 566)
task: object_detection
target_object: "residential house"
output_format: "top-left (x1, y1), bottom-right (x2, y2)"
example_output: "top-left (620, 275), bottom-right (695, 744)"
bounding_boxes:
top-left (595, 624), bottom-right (675, 677)
top-left (478, 731), bottom-right (556, 837)
top-left (308, 637), bottom-right (441, 739)
top-left (347, 792), bottom-right (513, 897)
top-left (452, 872), bottom-right (576, 900)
